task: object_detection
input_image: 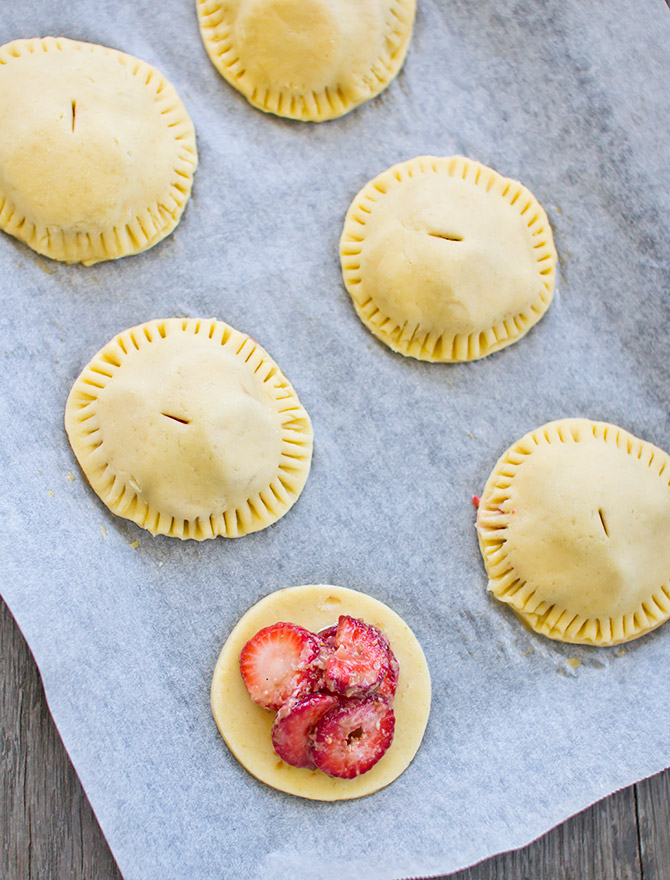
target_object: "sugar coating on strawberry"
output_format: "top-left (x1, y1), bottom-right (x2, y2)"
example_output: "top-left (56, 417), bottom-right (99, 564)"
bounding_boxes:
top-left (378, 642), bottom-right (400, 701)
top-left (311, 696), bottom-right (395, 779)
top-left (239, 622), bottom-right (324, 710)
top-left (325, 616), bottom-right (391, 698)
top-left (271, 693), bottom-right (340, 768)
top-left (317, 623), bottom-right (338, 647)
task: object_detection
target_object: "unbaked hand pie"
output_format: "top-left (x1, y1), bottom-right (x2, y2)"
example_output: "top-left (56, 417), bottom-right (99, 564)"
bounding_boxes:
top-left (195, 0), bottom-right (416, 121)
top-left (0, 37), bottom-right (197, 265)
top-left (340, 155), bottom-right (557, 361)
top-left (477, 419), bottom-right (670, 646)
top-left (211, 584), bottom-right (431, 799)
top-left (65, 318), bottom-right (313, 539)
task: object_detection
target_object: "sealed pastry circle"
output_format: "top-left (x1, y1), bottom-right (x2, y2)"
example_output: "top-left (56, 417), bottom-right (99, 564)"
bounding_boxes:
top-left (477, 419), bottom-right (670, 646)
top-left (211, 584), bottom-right (431, 800)
top-left (196, 0), bottom-right (416, 121)
top-left (0, 37), bottom-right (197, 265)
top-left (64, 318), bottom-right (313, 539)
top-left (340, 155), bottom-right (557, 361)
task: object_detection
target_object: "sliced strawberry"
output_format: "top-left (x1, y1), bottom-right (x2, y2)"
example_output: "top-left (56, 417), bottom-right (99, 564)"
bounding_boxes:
top-left (320, 620), bottom-right (400, 700)
top-left (239, 622), bottom-right (324, 710)
top-left (311, 696), bottom-right (395, 779)
top-left (271, 693), bottom-right (340, 768)
top-left (378, 642), bottom-right (400, 701)
top-left (325, 616), bottom-right (390, 698)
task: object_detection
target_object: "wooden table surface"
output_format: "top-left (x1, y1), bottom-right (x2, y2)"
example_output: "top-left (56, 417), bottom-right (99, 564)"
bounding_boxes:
top-left (2, 596), bottom-right (669, 880)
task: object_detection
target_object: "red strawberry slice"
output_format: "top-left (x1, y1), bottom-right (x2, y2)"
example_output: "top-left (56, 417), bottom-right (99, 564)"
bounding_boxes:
top-left (378, 642), bottom-right (400, 701)
top-left (325, 616), bottom-right (390, 698)
top-left (322, 619), bottom-right (399, 701)
top-left (239, 622), bottom-right (324, 710)
top-left (271, 693), bottom-right (340, 768)
top-left (311, 696), bottom-right (395, 779)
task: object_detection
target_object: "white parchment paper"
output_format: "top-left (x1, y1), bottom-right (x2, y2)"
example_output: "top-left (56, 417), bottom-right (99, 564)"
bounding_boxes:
top-left (1, 1), bottom-right (669, 878)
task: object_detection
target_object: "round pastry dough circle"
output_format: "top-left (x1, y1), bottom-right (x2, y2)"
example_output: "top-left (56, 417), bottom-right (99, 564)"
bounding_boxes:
top-left (478, 419), bottom-right (670, 646)
top-left (340, 155), bottom-right (557, 361)
top-left (64, 318), bottom-right (313, 540)
top-left (0, 37), bottom-right (197, 265)
top-left (196, 0), bottom-right (416, 121)
top-left (211, 585), bottom-right (431, 800)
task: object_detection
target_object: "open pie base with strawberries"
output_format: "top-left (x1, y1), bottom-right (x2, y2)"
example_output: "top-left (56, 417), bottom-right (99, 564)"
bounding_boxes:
top-left (211, 584), bottom-right (431, 800)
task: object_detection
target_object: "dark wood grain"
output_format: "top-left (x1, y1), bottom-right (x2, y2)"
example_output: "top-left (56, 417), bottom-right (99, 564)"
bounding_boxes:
top-left (1, 597), bottom-right (123, 880)
top-left (2, 595), bottom-right (669, 880)
top-left (444, 785), bottom-right (641, 880)
top-left (637, 771), bottom-right (670, 880)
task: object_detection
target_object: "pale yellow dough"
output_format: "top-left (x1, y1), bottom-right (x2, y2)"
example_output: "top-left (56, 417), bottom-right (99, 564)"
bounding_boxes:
top-left (211, 585), bottom-right (431, 800)
top-left (64, 318), bottom-right (313, 539)
top-left (196, 0), bottom-right (416, 121)
top-left (478, 419), bottom-right (670, 646)
top-left (340, 155), bottom-right (557, 361)
top-left (0, 37), bottom-right (197, 265)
